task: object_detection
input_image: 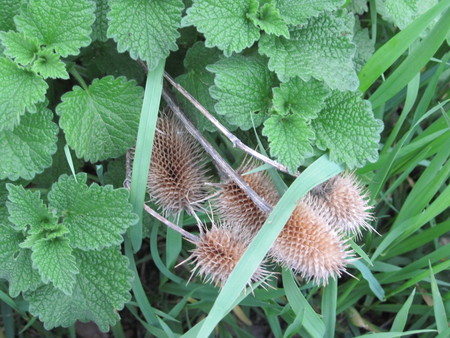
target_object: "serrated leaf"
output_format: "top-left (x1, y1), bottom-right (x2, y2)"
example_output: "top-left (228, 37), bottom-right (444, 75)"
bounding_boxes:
top-left (0, 225), bottom-right (43, 297)
top-left (14, 0), bottom-right (95, 57)
top-left (312, 91), bottom-right (383, 168)
top-left (263, 114), bottom-right (315, 173)
top-left (376, 0), bottom-right (437, 30)
top-left (31, 238), bottom-right (78, 295)
top-left (259, 11), bottom-right (358, 91)
top-left (56, 76), bottom-right (143, 162)
top-left (0, 57), bottom-right (48, 131)
top-left (353, 19), bottom-right (374, 72)
top-left (348, 0), bottom-right (369, 14)
top-left (272, 78), bottom-right (330, 118)
top-left (107, 0), bottom-right (184, 70)
top-left (92, 0), bottom-right (109, 42)
top-left (0, 108), bottom-right (58, 181)
top-left (26, 248), bottom-right (133, 332)
top-left (183, 0), bottom-right (260, 57)
top-left (0, 0), bottom-right (22, 31)
top-left (175, 42), bottom-right (236, 132)
top-left (276, 0), bottom-right (345, 25)
top-left (248, 2), bottom-right (289, 38)
top-left (208, 55), bottom-right (278, 130)
top-left (6, 184), bottom-right (52, 230)
top-left (31, 49), bottom-right (69, 79)
top-left (48, 173), bottom-right (138, 250)
top-left (0, 31), bottom-right (40, 65)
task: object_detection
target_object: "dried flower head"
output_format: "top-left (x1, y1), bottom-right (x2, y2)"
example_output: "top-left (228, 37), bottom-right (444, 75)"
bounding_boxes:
top-left (147, 110), bottom-right (209, 216)
top-left (309, 173), bottom-right (374, 236)
top-left (270, 197), bottom-right (353, 285)
top-left (216, 161), bottom-right (279, 234)
top-left (186, 223), bottom-right (271, 288)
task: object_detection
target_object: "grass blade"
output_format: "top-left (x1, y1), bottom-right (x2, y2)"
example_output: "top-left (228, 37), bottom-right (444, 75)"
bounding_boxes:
top-left (322, 279), bottom-right (337, 338)
top-left (390, 288), bottom-right (416, 332)
top-left (429, 262), bottom-right (447, 333)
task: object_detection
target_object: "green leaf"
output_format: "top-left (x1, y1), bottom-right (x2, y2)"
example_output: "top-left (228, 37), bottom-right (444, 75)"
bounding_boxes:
top-left (259, 10), bottom-right (358, 91)
top-left (6, 185), bottom-right (52, 230)
top-left (92, 0), bottom-right (109, 42)
top-left (0, 107), bottom-right (58, 181)
top-left (353, 19), bottom-right (375, 72)
top-left (14, 0), bottom-right (95, 57)
top-left (0, 31), bottom-right (40, 65)
top-left (312, 90), bottom-right (383, 168)
top-left (47, 173), bottom-right (138, 250)
top-left (276, 0), bottom-right (345, 25)
top-left (0, 0), bottom-right (22, 31)
top-left (26, 248), bottom-right (133, 332)
top-left (0, 57), bottom-right (48, 131)
top-left (263, 114), bottom-right (315, 173)
top-left (348, 0), bottom-right (369, 14)
top-left (31, 238), bottom-right (78, 295)
top-left (57, 76), bottom-right (143, 162)
top-left (183, 0), bottom-right (260, 57)
top-left (175, 41), bottom-right (235, 132)
top-left (0, 225), bottom-right (43, 297)
top-left (376, 0), bottom-right (437, 30)
top-left (107, 0), bottom-right (184, 70)
top-left (272, 77), bottom-right (330, 118)
top-left (247, 2), bottom-right (289, 38)
top-left (31, 49), bottom-right (69, 79)
top-left (208, 55), bottom-right (278, 130)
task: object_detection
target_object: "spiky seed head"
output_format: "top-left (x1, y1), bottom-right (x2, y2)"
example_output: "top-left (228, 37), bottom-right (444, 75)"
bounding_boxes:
top-left (216, 161), bottom-right (279, 234)
top-left (147, 110), bottom-right (209, 216)
top-left (309, 173), bottom-right (374, 236)
top-left (270, 197), bottom-right (353, 285)
top-left (187, 223), bottom-right (271, 287)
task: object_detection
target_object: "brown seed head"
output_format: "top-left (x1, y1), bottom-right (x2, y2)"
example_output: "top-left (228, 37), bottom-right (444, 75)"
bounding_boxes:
top-left (309, 173), bottom-right (374, 236)
top-left (187, 223), bottom-right (271, 287)
top-left (270, 197), bottom-right (353, 285)
top-left (216, 161), bottom-right (279, 234)
top-left (147, 111), bottom-right (209, 216)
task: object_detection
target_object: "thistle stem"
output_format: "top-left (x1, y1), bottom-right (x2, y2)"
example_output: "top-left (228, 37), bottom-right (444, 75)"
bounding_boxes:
top-left (162, 89), bottom-right (273, 214)
top-left (163, 72), bottom-right (297, 177)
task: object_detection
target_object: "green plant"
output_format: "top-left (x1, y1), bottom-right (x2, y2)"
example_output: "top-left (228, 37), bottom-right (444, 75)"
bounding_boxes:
top-left (0, 0), bottom-right (449, 336)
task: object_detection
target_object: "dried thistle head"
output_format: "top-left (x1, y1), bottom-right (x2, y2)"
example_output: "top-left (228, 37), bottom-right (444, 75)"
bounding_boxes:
top-left (309, 173), bottom-right (374, 236)
top-left (186, 223), bottom-right (271, 288)
top-left (216, 161), bottom-right (279, 234)
top-left (147, 110), bottom-right (209, 216)
top-left (270, 197), bottom-right (353, 285)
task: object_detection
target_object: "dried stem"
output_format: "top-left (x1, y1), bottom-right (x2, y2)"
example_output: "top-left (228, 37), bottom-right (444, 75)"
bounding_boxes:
top-left (162, 88), bottom-right (273, 214)
top-left (163, 72), bottom-right (298, 177)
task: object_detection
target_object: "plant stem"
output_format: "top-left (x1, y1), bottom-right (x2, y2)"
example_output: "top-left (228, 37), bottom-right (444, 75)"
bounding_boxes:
top-left (69, 66), bottom-right (88, 91)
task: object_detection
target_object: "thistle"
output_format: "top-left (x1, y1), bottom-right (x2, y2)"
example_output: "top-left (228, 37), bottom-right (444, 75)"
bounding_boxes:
top-left (216, 161), bottom-right (279, 234)
top-left (270, 197), bottom-right (353, 285)
top-left (146, 110), bottom-right (210, 217)
top-left (309, 173), bottom-right (374, 236)
top-left (185, 223), bottom-right (271, 287)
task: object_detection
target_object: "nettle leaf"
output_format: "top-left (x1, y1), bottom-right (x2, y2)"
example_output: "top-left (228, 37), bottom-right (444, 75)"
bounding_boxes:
top-left (175, 42), bottom-right (236, 132)
top-left (32, 49), bottom-right (69, 79)
top-left (0, 0), bottom-right (22, 31)
top-left (312, 91), bottom-right (383, 168)
top-left (376, 0), bottom-right (437, 30)
top-left (47, 173), bottom-right (138, 250)
top-left (272, 77), bottom-right (330, 119)
top-left (92, 0), bottom-right (109, 42)
top-left (353, 19), bottom-right (374, 72)
top-left (107, 0), bottom-right (184, 70)
top-left (0, 57), bottom-right (48, 131)
top-left (0, 31), bottom-right (40, 65)
top-left (263, 114), bottom-right (315, 174)
top-left (0, 107), bottom-right (58, 181)
top-left (259, 10), bottom-right (358, 91)
top-left (247, 2), bottom-right (289, 38)
top-left (31, 238), bottom-right (78, 295)
top-left (348, 0), bottom-right (369, 15)
top-left (14, 0), bottom-right (95, 57)
top-left (6, 184), bottom-right (52, 230)
top-left (183, 0), bottom-right (260, 57)
top-left (57, 76), bottom-right (143, 162)
top-left (276, 0), bottom-right (345, 25)
top-left (26, 248), bottom-right (133, 332)
top-left (208, 55), bottom-right (278, 130)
